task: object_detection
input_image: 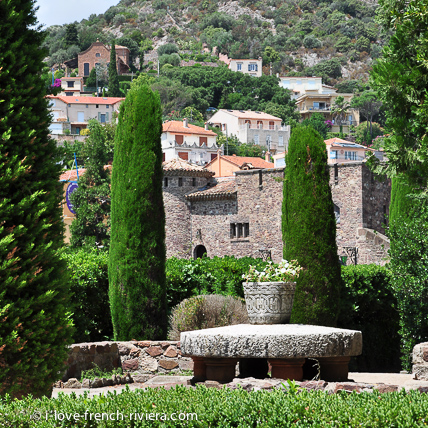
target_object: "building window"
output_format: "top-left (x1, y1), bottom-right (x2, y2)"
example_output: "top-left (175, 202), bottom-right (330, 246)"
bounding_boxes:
top-left (106, 105), bottom-right (109, 109)
top-left (248, 63), bottom-right (258, 72)
top-left (67, 81), bottom-right (74, 88)
top-left (192, 177), bottom-right (196, 186)
top-left (96, 104), bottom-right (99, 108)
top-left (279, 135), bottom-right (284, 146)
top-left (96, 53), bottom-right (101, 57)
top-left (345, 151), bottom-right (357, 160)
top-left (164, 177), bottom-right (168, 187)
top-left (230, 223), bottom-right (250, 238)
top-left (100, 114), bottom-right (106, 123)
top-left (84, 63), bottom-right (90, 76)
top-left (330, 150), bottom-right (338, 159)
top-left (257, 120), bottom-right (263, 129)
top-left (65, 92), bottom-right (73, 96)
top-left (86, 104), bottom-right (89, 108)
top-left (237, 63), bottom-right (242, 71)
top-left (269, 121), bottom-right (275, 130)
top-left (178, 177), bottom-right (183, 187)
top-left (244, 119), bottom-right (251, 128)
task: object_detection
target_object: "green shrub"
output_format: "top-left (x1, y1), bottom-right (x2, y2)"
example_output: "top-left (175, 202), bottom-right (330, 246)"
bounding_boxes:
top-left (165, 256), bottom-right (269, 310)
top-left (168, 294), bottom-right (248, 340)
top-left (60, 247), bottom-right (113, 343)
top-left (339, 264), bottom-right (400, 372)
top-left (3, 387), bottom-right (428, 426)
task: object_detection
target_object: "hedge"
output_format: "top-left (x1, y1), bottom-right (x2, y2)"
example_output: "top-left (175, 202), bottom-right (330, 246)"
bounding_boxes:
top-left (2, 387), bottom-right (428, 426)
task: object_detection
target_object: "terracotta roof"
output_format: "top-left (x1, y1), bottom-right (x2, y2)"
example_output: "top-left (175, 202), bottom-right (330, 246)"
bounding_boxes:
top-left (162, 121), bottom-right (217, 136)
top-left (214, 109), bottom-right (281, 121)
top-left (163, 158), bottom-right (215, 177)
top-left (220, 155), bottom-right (274, 169)
top-left (186, 178), bottom-right (237, 201)
top-left (47, 95), bottom-right (124, 105)
top-left (325, 138), bottom-right (367, 149)
top-left (60, 165), bottom-right (111, 181)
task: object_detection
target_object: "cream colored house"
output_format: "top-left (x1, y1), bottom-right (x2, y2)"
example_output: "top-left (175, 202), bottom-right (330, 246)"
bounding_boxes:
top-left (229, 58), bottom-right (263, 78)
top-left (60, 77), bottom-right (84, 96)
top-left (47, 95), bottom-right (124, 135)
top-left (278, 76), bottom-right (337, 99)
top-left (325, 138), bottom-right (371, 164)
top-left (162, 119), bottom-right (220, 165)
top-left (205, 153), bottom-right (274, 177)
top-left (208, 109), bottom-right (290, 154)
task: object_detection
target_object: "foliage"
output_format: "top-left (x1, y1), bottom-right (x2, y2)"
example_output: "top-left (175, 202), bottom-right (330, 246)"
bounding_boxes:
top-left (4, 387), bottom-right (428, 426)
top-left (308, 58), bottom-right (342, 80)
top-left (69, 120), bottom-right (112, 248)
top-left (0, 0), bottom-right (74, 398)
top-left (80, 364), bottom-right (122, 382)
top-left (331, 95), bottom-right (351, 136)
top-left (109, 85), bottom-right (167, 341)
top-left (370, 0), bottom-right (428, 190)
top-left (283, 126), bottom-right (342, 326)
top-left (159, 53), bottom-right (181, 67)
top-left (388, 202), bottom-right (428, 371)
top-left (108, 41), bottom-right (121, 97)
top-left (157, 43), bottom-right (179, 56)
top-left (64, 23), bottom-right (79, 47)
top-left (389, 174), bottom-right (416, 226)
top-left (338, 265), bottom-right (400, 372)
top-left (354, 121), bottom-right (384, 146)
top-left (168, 294), bottom-right (248, 340)
top-left (242, 260), bottom-right (302, 283)
top-left (60, 247), bottom-right (112, 342)
top-left (165, 256), bottom-right (269, 309)
top-left (181, 106), bottom-right (204, 123)
top-left (301, 112), bottom-right (329, 138)
top-left (351, 91), bottom-right (382, 144)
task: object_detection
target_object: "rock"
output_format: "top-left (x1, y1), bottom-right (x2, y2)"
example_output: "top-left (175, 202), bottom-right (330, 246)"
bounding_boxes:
top-left (137, 341), bottom-right (152, 348)
top-left (139, 357), bottom-right (158, 372)
top-left (63, 378), bottom-right (82, 389)
top-left (81, 379), bottom-right (91, 388)
top-left (91, 378), bottom-right (103, 388)
top-left (102, 378), bottom-right (113, 387)
top-left (132, 373), bottom-right (153, 383)
top-left (122, 358), bottom-right (139, 371)
top-left (164, 346), bottom-right (178, 358)
top-left (159, 359), bottom-right (179, 370)
top-left (146, 346), bottom-right (163, 357)
top-left (179, 360), bottom-right (193, 371)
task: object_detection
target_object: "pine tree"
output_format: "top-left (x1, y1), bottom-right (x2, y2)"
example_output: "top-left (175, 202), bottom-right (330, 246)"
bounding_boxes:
top-left (108, 42), bottom-right (121, 97)
top-left (109, 85), bottom-right (167, 340)
top-left (0, 0), bottom-right (73, 397)
top-left (64, 23), bottom-right (79, 48)
top-left (282, 126), bottom-right (342, 326)
top-left (70, 119), bottom-right (113, 248)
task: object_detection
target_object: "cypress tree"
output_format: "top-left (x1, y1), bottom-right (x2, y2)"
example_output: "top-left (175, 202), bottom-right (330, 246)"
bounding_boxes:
top-left (0, 0), bottom-right (73, 397)
top-left (282, 126), bottom-right (341, 326)
top-left (108, 41), bottom-right (121, 97)
top-left (109, 85), bottom-right (166, 340)
top-left (70, 119), bottom-right (112, 248)
top-left (389, 175), bottom-right (415, 225)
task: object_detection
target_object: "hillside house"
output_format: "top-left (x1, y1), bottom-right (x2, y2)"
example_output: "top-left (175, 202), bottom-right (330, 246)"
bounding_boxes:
top-left (47, 95), bottom-right (124, 136)
top-left (162, 119), bottom-right (220, 165)
top-left (278, 76), bottom-right (337, 99)
top-left (325, 138), bottom-right (371, 163)
top-left (209, 109), bottom-right (290, 154)
top-left (59, 76), bottom-right (84, 96)
top-left (205, 153), bottom-right (274, 177)
top-left (229, 58), bottom-right (263, 78)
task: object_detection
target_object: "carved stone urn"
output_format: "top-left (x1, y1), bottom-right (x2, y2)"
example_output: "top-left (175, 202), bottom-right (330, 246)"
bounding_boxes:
top-left (243, 281), bottom-right (296, 324)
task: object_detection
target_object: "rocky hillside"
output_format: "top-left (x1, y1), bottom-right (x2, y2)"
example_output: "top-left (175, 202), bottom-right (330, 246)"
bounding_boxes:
top-left (43, 0), bottom-right (385, 87)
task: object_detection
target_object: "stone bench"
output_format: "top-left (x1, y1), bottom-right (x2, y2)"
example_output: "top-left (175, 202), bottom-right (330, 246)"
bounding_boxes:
top-left (181, 324), bottom-right (362, 383)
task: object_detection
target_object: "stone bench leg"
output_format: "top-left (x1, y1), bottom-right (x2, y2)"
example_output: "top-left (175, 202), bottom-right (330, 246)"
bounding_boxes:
top-left (318, 356), bottom-right (351, 381)
top-left (191, 357), bottom-right (207, 382)
top-left (268, 358), bottom-right (305, 381)
top-left (204, 358), bottom-right (238, 383)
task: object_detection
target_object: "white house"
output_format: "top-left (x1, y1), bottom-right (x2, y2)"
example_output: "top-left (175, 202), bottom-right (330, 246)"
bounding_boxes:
top-left (208, 109), bottom-right (290, 154)
top-left (278, 76), bottom-right (337, 99)
top-left (162, 119), bottom-right (220, 165)
top-left (59, 76), bottom-right (84, 96)
top-left (229, 58), bottom-right (263, 78)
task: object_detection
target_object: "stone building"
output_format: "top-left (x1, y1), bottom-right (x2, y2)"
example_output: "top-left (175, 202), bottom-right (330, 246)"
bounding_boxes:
top-left (163, 158), bottom-right (390, 265)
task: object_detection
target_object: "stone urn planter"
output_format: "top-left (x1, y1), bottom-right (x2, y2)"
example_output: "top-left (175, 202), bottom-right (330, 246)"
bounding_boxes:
top-left (243, 281), bottom-right (296, 324)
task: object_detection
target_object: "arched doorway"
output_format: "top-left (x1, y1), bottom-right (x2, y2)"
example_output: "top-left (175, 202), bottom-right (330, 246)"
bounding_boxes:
top-left (194, 245), bottom-right (207, 259)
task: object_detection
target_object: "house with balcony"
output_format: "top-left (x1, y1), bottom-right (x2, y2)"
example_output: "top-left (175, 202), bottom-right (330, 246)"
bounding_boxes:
top-left (229, 58), bottom-right (263, 78)
top-left (296, 92), bottom-right (359, 133)
top-left (208, 109), bottom-right (290, 154)
top-left (278, 76), bottom-right (337, 99)
top-left (325, 138), bottom-right (372, 164)
top-left (162, 119), bottom-right (220, 165)
top-left (59, 76), bottom-right (84, 96)
top-left (47, 95), bottom-right (124, 136)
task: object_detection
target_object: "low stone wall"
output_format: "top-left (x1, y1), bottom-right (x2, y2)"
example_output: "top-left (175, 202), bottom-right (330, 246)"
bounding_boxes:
top-left (64, 341), bottom-right (193, 383)
top-left (413, 342), bottom-right (428, 380)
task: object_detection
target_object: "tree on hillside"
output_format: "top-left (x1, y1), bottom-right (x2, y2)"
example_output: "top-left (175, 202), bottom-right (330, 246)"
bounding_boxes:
top-left (301, 112), bottom-right (329, 138)
top-left (282, 126), bottom-right (342, 326)
top-left (331, 96), bottom-right (351, 136)
top-left (108, 42), bottom-right (121, 97)
top-left (351, 91), bottom-right (382, 144)
top-left (109, 85), bottom-right (167, 341)
top-left (64, 23), bottom-right (79, 47)
top-left (0, 0), bottom-right (73, 398)
top-left (70, 120), bottom-right (113, 248)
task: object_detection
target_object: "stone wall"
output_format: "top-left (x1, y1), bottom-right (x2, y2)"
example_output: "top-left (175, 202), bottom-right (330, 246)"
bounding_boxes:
top-left (64, 341), bottom-right (193, 382)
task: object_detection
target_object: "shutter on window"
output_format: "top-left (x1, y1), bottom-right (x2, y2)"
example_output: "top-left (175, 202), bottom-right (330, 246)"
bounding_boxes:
top-left (106, 112), bottom-right (109, 122)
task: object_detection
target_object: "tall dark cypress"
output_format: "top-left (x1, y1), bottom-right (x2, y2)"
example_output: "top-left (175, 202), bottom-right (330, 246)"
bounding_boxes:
top-left (109, 84), bottom-right (167, 340)
top-left (282, 126), bottom-right (341, 326)
top-left (108, 41), bottom-right (121, 97)
top-left (0, 0), bottom-right (73, 397)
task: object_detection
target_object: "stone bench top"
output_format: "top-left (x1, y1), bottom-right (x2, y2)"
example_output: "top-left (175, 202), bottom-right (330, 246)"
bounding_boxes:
top-left (181, 324), bottom-right (362, 359)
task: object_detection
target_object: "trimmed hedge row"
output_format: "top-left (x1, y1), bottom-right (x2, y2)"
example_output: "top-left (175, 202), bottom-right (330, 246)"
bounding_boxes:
top-left (2, 387), bottom-right (428, 426)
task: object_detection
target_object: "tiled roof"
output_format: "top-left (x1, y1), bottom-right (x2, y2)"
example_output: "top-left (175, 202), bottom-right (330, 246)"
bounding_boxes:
top-left (220, 155), bottom-right (274, 169)
top-left (162, 121), bottom-right (217, 136)
top-left (163, 158), bottom-right (215, 177)
top-left (47, 95), bottom-right (124, 105)
top-left (215, 109), bottom-right (281, 121)
top-left (325, 138), bottom-right (367, 149)
top-left (60, 165), bottom-right (111, 181)
top-left (186, 178), bottom-right (237, 201)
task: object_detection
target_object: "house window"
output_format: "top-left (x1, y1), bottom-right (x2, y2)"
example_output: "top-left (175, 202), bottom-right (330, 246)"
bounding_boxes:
top-left (100, 114), bottom-right (106, 123)
top-left (244, 120), bottom-right (251, 128)
top-left (237, 63), bottom-right (242, 71)
top-left (192, 177), bottom-right (196, 186)
top-left (199, 136), bottom-right (207, 146)
top-left (175, 135), bottom-right (184, 145)
top-left (67, 81), bottom-right (74, 88)
top-left (269, 121), bottom-right (275, 130)
top-left (248, 63), bottom-right (258, 72)
top-left (345, 151), bottom-right (357, 160)
top-left (86, 104), bottom-right (89, 108)
top-left (257, 120), bottom-right (263, 129)
top-left (178, 177), bottom-right (183, 187)
top-left (279, 135), bottom-right (284, 146)
top-left (96, 104), bottom-right (99, 108)
top-left (96, 53), bottom-right (101, 57)
top-left (83, 63), bottom-right (90, 76)
top-left (164, 177), bottom-right (168, 187)
top-left (77, 111), bottom-right (84, 122)
top-left (230, 223), bottom-right (250, 238)
top-left (106, 105), bottom-right (109, 109)
top-left (330, 150), bottom-right (338, 159)
top-left (65, 92), bottom-right (73, 96)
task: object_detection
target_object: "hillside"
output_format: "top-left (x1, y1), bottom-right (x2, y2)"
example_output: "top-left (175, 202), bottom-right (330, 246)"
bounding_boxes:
top-left (43, 0), bottom-right (386, 88)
